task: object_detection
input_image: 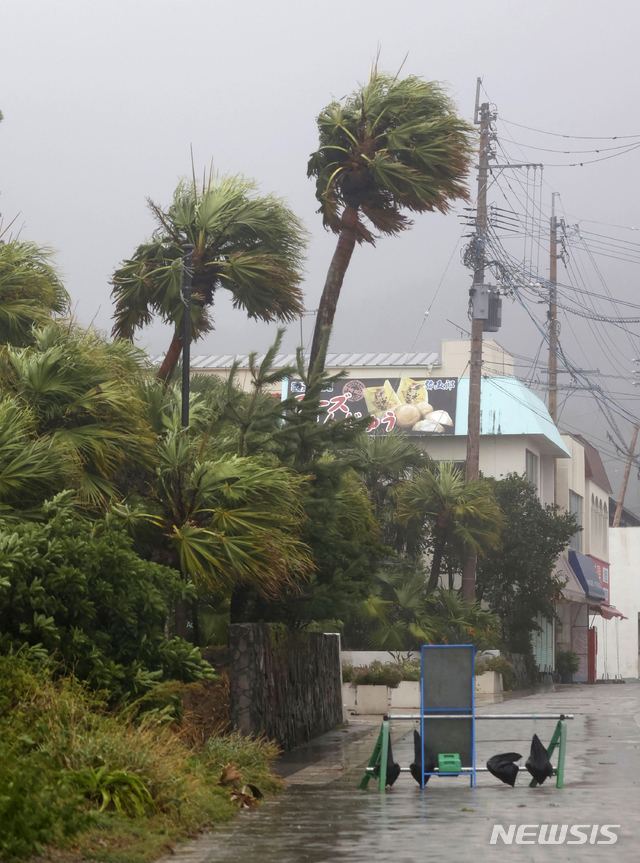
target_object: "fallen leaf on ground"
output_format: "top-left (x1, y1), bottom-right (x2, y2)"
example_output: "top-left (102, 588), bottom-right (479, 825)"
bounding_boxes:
top-left (219, 763), bottom-right (243, 786)
top-left (230, 787), bottom-right (260, 809)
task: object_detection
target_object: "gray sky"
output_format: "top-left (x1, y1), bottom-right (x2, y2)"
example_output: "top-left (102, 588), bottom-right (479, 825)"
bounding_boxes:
top-left (2, 0), bottom-right (640, 503)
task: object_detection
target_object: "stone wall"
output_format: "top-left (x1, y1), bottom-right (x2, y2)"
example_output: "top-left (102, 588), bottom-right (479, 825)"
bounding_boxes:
top-left (228, 623), bottom-right (343, 751)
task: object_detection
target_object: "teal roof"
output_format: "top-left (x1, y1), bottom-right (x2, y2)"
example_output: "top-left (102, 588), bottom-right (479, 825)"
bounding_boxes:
top-left (455, 377), bottom-right (570, 456)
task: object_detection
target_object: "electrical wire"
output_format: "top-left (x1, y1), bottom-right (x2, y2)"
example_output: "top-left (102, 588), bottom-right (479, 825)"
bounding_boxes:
top-left (500, 118), bottom-right (640, 141)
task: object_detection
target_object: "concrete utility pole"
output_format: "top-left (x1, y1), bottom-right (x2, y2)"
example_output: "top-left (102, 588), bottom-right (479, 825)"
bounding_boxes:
top-left (181, 244), bottom-right (195, 429)
top-left (462, 83), bottom-right (491, 602)
top-left (613, 424), bottom-right (639, 527)
top-left (548, 193), bottom-right (559, 425)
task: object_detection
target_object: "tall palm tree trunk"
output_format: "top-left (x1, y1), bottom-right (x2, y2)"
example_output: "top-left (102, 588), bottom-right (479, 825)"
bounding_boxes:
top-left (157, 331), bottom-right (183, 385)
top-left (308, 205), bottom-right (359, 376)
top-left (428, 538), bottom-right (446, 593)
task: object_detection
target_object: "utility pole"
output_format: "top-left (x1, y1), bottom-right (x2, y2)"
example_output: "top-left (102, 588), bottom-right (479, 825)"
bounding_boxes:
top-left (181, 244), bottom-right (195, 429)
top-left (548, 193), bottom-right (559, 425)
top-left (613, 424), bottom-right (639, 527)
top-left (462, 82), bottom-right (492, 602)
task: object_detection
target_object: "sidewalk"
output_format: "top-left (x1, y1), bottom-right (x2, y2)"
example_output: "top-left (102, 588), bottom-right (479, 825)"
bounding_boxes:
top-left (162, 684), bottom-right (640, 862)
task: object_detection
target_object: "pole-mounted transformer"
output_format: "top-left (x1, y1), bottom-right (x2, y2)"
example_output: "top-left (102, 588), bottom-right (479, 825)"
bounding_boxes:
top-left (470, 283), bottom-right (502, 333)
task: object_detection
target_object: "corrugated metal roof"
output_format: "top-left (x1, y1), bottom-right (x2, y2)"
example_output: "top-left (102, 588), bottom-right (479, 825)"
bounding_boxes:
top-left (148, 351), bottom-right (439, 369)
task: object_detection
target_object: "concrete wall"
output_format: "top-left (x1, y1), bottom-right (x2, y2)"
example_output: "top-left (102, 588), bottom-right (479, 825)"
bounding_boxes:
top-left (593, 528), bottom-right (640, 679)
top-left (341, 650), bottom-right (413, 666)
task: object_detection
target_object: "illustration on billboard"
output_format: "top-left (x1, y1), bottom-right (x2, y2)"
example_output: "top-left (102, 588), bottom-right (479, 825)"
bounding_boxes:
top-left (288, 376), bottom-right (458, 435)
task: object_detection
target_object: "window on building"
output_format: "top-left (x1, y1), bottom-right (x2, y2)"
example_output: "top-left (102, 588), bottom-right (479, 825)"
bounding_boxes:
top-left (569, 490), bottom-right (583, 551)
top-left (525, 449), bottom-right (539, 489)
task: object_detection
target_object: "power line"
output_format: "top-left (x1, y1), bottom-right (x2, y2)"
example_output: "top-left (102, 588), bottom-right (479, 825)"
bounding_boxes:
top-left (506, 140), bottom-right (640, 155)
top-left (500, 118), bottom-right (640, 141)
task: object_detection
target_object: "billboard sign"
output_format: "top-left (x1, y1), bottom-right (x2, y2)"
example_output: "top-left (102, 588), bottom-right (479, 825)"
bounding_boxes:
top-left (287, 375), bottom-right (458, 435)
top-left (588, 555), bottom-right (610, 605)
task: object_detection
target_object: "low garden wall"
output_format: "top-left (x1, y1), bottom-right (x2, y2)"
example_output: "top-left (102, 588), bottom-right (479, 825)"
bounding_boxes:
top-left (228, 623), bottom-right (343, 751)
top-left (343, 673), bottom-right (503, 714)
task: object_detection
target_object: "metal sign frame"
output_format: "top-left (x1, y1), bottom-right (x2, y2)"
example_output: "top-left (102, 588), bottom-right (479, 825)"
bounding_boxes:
top-left (420, 644), bottom-right (476, 788)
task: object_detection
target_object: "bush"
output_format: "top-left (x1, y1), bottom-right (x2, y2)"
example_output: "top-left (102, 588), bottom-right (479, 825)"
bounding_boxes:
top-left (341, 659), bottom-right (422, 688)
top-left (475, 655), bottom-right (515, 690)
top-left (0, 495), bottom-right (214, 701)
top-left (397, 658), bottom-right (421, 681)
top-left (0, 653), bottom-right (280, 861)
top-left (556, 649), bottom-right (580, 677)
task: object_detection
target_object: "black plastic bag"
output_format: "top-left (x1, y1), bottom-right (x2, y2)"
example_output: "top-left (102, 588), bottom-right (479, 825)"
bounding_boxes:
top-left (372, 735), bottom-right (401, 787)
top-left (525, 734), bottom-right (554, 785)
top-left (486, 752), bottom-right (522, 787)
top-left (409, 729), bottom-right (435, 786)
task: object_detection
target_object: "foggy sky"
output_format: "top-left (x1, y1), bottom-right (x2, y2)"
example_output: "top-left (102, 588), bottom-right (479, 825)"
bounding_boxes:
top-left (2, 0), bottom-right (640, 505)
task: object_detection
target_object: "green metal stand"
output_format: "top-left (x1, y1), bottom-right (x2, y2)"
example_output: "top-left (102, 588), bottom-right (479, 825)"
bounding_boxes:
top-left (529, 719), bottom-right (567, 789)
top-left (359, 719), bottom-right (390, 792)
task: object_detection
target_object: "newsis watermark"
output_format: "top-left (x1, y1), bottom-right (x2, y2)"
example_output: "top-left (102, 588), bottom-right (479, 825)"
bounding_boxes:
top-left (490, 824), bottom-right (620, 845)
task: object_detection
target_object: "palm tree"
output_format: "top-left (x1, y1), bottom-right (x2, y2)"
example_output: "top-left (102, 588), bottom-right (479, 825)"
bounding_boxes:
top-left (0, 323), bottom-right (154, 507)
top-left (307, 68), bottom-right (475, 374)
top-left (0, 398), bottom-right (66, 513)
top-left (396, 463), bottom-right (505, 593)
top-left (362, 568), bottom-right (500, 651)
top-left (117, 385), bottom-right (314, 637)
top-left (111, 173), bottom-right (307, 384)
top-left (0, 240), bottom-right (69, 345)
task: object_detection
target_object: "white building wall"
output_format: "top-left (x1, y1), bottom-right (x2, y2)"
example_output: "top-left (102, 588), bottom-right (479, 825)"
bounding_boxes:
top-left (540, 455), bottom-right (555, 508)
top-left (557, 434), bottom-right (585, 511)
top-left (585, 477), bottom-right (610, 561)
top-left (439, 340), bottom-right (514, 378)
top-left (593, 527), bottom-right (640, 679)
top-left (418, 435), bottom-right (556, 502)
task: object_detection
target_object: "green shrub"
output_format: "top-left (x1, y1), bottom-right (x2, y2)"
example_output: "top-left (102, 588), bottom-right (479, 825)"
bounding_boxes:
top-left (0, 495), bottom-right (214, 701)
top-left (342, 658), bottom-right (421, 686)
top-left (341, 663), bottom-right (354, 683)
top-left (345, 661), bottom-right (402, 688)
top-left (556, 649), bottom-right (580, 677)
top-left (397, 659), bottom-right (421, 681)
top-left (475, 654), bottom-right (515, 690)
top-left (0, 751), bottom-right (89, 862)
top-left (68, 766), bottom-right (155, 818)
top-left (0, 653), bottom-right (281, 861)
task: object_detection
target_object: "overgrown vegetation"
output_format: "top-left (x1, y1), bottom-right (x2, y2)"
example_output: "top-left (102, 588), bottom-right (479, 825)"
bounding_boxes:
top-left (0, 653), bottom-right (280, 862)
top-left (0, 494), bottom-right (213, 701)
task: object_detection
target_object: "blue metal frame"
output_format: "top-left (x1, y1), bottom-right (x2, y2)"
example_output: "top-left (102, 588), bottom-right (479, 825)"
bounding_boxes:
top-left (420, 644), bottom-right (476, 789)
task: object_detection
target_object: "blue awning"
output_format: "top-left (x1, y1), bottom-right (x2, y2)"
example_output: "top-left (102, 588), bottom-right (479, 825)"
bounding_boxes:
top-left (568, 551), bottom-right (606, 601)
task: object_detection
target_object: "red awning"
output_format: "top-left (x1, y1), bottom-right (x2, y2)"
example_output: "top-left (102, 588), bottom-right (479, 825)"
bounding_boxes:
top-left (599, 605), bottom-right (627, 620)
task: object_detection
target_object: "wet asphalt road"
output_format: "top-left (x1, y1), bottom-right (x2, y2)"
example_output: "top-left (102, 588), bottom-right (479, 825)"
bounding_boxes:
top-left (165, 685), bottom-right (640, 862)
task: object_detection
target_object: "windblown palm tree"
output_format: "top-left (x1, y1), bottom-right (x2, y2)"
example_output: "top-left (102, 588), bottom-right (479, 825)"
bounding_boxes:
top-left (396, 463), bottom-right (505, 593)
top-left (362, 568), bottom-right (500, 651)
top-left (116, 387), bottom-right (314, 637)
top-left (0, 323), bottom-right (154, 507)
top-left (307, 68), bottom-right (475, 374)
top-left (111, 173), bottom-right (307, 383)
top-left (0, 240), bottom-right (69, 345)
top-left (0, 398), bottom-right (66, 513)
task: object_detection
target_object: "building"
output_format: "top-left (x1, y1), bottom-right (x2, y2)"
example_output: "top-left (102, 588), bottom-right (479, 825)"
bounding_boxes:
top-left (164, 338), bottom-right (633, 680)
top-left (593, 528), bottom-right (637, 679)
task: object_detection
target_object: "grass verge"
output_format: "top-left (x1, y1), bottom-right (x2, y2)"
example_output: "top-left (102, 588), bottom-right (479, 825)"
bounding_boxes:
top-left (0, 654), bottom-right (281, 863)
